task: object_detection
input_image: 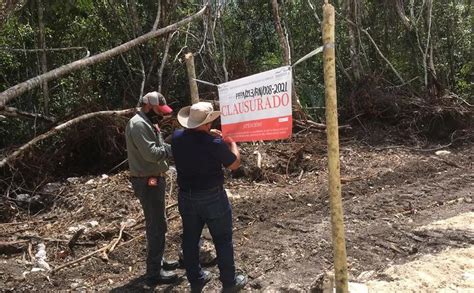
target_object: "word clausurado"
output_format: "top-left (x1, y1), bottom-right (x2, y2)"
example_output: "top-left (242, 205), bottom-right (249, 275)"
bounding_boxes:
top-left (218, 66), bottom-right (292, 142)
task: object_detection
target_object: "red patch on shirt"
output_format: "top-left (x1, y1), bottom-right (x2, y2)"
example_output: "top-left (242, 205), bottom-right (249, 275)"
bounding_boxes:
top-left (147, 177), bottom-right (158, 186)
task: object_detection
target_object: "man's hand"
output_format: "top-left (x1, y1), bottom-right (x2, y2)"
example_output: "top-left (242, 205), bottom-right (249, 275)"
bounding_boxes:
top-left (224, 137), bottom-right (235, 147)
top-left (223, 135), bottom-right (236, 148)
top-left (210, 129), bottom-right (222, 137)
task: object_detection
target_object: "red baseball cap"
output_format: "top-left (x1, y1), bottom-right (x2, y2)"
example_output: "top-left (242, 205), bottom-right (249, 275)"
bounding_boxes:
top-left (140, 92), bottom-right (173, 114)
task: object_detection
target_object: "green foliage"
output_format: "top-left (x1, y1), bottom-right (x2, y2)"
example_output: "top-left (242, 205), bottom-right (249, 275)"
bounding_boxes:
top-left (0, 0), bottom-right (472, 149)
top-left (456, 61), bottom-right (474, 100)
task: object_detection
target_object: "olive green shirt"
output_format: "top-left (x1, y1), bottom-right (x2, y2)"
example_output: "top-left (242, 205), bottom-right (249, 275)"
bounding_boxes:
top-left (125, 111), bottom-right (171, 177)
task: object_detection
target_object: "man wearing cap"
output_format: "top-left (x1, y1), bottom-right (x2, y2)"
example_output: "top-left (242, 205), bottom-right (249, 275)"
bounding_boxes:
top-left (172, 102), bottom-right (247, 292)
top-left (125, 91), bottom-right (179, 285)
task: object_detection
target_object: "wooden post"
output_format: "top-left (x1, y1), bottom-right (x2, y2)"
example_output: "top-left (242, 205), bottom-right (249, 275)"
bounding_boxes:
top-left (322, 2), bottom-right (349, 293)
top-left (185, 52), bottom-right (199, 104)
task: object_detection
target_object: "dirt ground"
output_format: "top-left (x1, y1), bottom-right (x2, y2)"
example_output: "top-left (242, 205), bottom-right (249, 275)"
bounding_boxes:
top-left (1, 132), bottom-right (473, 292)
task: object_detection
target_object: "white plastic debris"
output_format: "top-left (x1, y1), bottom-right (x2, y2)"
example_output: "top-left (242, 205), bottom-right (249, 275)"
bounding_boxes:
top-left (85, 179), bottom-right (95, 185)
top-left (225, 189), bottom-right (241, 199)
top-left (33, 243), bottom-right (51, 271)
top-left (87, 220), bottom-right (99, 228)
top-left (122, 218), bottom-right (137, 228)
top-left (22, 271), bottom-right (31, 279)
top-left (16, 194), bottom-right (30, 201)
top-left (31, 268), bottom-right (44, 272)
top-left (462, 271), bottom-right (474, 281)
top-left (347, 282), bottom-right (369, 293)
top-left (100, 174), bottom-right (109, 180)
top-left (435, 150), bottom-right (451, 156)
top-left (42, 182), bottom-right (62, 193)
top-left (70, 283), bottom-right (80, 289)
top-left (68, 224), bottom-right (87, 233)
top-left (66, 177), bottom-right (80, 183)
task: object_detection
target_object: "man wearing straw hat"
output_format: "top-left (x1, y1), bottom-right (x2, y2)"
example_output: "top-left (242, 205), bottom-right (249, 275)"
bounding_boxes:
top-left (125, 91), bottom-right (179, 286)
top-left (172, 102), bottom-right (247, 292)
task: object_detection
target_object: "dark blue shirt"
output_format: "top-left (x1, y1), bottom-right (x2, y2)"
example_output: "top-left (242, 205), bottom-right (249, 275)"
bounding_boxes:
top-left (172, 129), bottom-right (236, 191)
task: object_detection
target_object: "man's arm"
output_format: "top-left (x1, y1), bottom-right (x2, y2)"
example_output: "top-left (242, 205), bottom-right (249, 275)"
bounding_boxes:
top-left (210, 129), bottom-right (240, 170)
top-left (225, 141), bottom-right (240, 171)
top-left (131, 121), bottom-right (171, 162)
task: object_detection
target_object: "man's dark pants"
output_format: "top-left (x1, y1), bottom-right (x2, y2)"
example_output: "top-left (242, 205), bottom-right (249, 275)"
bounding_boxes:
top-left (178, 187), bottom-right (236, 288)
top-left (131, 176), bottom-right (167, 277)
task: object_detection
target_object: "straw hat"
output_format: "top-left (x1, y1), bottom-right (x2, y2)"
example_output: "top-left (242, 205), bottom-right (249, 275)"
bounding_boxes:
top-left (177, 102), bottom-right (221, 129)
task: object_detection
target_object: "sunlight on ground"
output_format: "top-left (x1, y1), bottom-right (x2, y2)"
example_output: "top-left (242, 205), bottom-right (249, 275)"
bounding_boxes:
top-left (363, 212), bottom-right (474, 293)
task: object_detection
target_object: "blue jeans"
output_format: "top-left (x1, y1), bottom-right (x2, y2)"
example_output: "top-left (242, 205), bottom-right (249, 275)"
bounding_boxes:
top-left (178, 187), bottom-right (236, 288)
top-left (130, 176), bottom-right (167, 277)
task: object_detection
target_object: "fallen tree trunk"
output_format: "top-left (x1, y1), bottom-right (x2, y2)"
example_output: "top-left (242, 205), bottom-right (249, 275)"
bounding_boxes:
top-left (0, 108), bottom-right (135, 168)
top-left (0, 6), bottom-right (207, 110)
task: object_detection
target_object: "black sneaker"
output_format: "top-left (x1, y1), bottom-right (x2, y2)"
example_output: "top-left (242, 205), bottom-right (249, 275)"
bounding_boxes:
top-left (222, 274), bottom-right (247, 293)
top-left (145, 269), bottom-right (178, 286)
top-left (162, 259), bottom-right (180, 271)
top-left (191, 270), bottom-right (212, 293)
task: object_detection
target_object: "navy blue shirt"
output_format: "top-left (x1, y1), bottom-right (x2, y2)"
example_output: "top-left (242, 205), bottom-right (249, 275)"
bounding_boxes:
top-left (172, 129), bottom-right (237, 191)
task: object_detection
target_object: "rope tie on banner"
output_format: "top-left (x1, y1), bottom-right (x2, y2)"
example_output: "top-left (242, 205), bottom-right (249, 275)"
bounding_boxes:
top-left (324, 42), bottom-right (335, 49)
top-left (291, 45), bottom-right (324, 68)
top-left (193, 78), bottom-right (218, 87)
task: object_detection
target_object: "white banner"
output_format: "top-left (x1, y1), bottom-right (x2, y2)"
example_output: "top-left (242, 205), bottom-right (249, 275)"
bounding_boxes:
top-left (218, 66), bottom-right (292, 142)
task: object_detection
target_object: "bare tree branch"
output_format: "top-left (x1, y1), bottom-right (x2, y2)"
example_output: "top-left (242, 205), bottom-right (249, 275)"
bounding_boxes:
top-left (0, 46), bottom-right (89, 53)
top-left (173, 24), bottom-right (193, 62)
top-left (362, 28), bottom-right (405, 84)
top-left (395, 0), bottom-right (412, 30)
top-left (0, 0), bottom-right (28, 30)
top-left (127, 0), bottom-right (146, 98)
top-left (158, 31), bottom-right (178, 92)
top-left (0, 6), bottom-right (208, 110)
top-left (219, 16), bottom-right (228, 82)
top-left (1, 106), bottom-right (56, 122)
top-left (271, 0), bottom-right (290, 65)
top-left (152, 0), bottom-right (162, 31)
top-left (36, 0), bottom-right (49, 115)
top-left (306, 0), bottom-right (321, 24)
top-left (338, 12), bottom-right (406, 85)
top-left (271, 0), bottom-right (303, 113)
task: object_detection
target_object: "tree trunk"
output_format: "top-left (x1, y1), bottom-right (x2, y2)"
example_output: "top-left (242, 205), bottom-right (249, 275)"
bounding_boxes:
top-left (0, 0), bottom-right (28, 30)
top-left (0, 6), bottom-right (207, 109)
top-left (270, 0), bottom-right (303, 113)
top-left (151, 0), bottom-right (162, 31)
top-left (345, 0), bottom-right (362, 82)
top-left (271, 0), bottom-right (290, 65)
top-left (395, 0), bottom-right (412, 31)
top-left (424, 0), bottom-right (440, 94)
top-left (158, 32), bottom-right (177, 92)
top-left (185, 53), bottom-right (200, 104)
top-left (36, 0), bottom-right (49, 115)
top-left (129, 0), bottom-right (146, 98)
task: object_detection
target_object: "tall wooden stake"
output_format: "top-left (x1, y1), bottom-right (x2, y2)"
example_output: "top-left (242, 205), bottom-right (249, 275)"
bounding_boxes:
top-left (322, 2), bottom-right (349, 293)
top-left (185, 52), bottom-right (199, 104)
